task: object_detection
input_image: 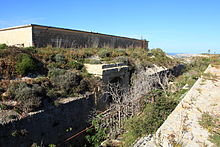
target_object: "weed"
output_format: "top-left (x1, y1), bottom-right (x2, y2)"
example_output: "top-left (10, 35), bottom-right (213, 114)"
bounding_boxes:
top-left (199, 113), bottom-right (216, 132)
top-left (209, 134), bottom-right (220, 146)
top-left (199, 112), bottom-right (220, 146)
top-left (0, 44), bottom-right (7, 49)
top-left (67, 60), bottom-right (84, 70)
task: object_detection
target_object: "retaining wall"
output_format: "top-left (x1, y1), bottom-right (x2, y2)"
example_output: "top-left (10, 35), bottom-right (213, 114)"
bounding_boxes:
top-left (0, 95), bottom-right (95, 147)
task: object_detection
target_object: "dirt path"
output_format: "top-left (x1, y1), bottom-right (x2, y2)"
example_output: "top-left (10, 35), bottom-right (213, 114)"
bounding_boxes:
top-left (135, 65), bottom-right (220, 147)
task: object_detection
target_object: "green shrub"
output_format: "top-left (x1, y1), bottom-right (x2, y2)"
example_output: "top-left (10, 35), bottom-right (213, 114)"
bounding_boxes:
top-left (0, 44), bottom-right (7, 49)
top-left (85, 115), bottom-right (107, 147)
top-left (122, 90), bottom-right (178, 146)
top-left (54, 54), bottom-right (67, 64)
top-left (84, 59), bottom-right (102, 64)
top-left (46, 89), bottom-right (60, 99)
top-left (98, 49), bottom-right (112, 58)
top-left (7, 82), bottom-right (43, 112)
top-left (23, 46), bottom-right (36, 52)
top-left (112, 49), bottom-right (127, 57)
top-left (114, 56), bottom-right (129, 64)
top-left (0, 104), bottom-right (8, 110)
top-left (48, 68), bottom-right (66, 79)
top-left (71, 48), bottom-right (93, 60)
top-left (67, 60), bottom-right (84, 70)
top-left (48, 69), bottom-right (85, 96)
top-left (15, 54), bottom-right (36, 76)
top-left (47, 62), bottom-right (60, 69)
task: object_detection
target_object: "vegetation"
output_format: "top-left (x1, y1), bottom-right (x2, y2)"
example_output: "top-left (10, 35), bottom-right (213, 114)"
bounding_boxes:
top-left (15, 54), bottom-right (37, 76)
top-left (85, 114), bottom-right (107, 147)
top-left (0, 43), bottom-right (7, 49)
top-left (121, 56), bottom-right (213, 146)
top-left (0, 47), bottom-right (98, 113)
top-left (199, 113), bottom-right (220, 146)
top-left (0, 46), bottom-right (178, 113)
top-left (7, 82), bottom-right (43, 112)
top-left (122, 90), bottom-right (178, 146)
top-left (0, 45), bottom-right (219, 146)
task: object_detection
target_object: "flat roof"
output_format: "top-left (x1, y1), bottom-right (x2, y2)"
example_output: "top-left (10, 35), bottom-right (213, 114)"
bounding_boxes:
top-left (0, 24), bottom-right (148, 42)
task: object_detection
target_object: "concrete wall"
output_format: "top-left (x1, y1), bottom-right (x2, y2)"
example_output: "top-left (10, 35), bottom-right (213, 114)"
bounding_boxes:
top-left (32, 25), bottom-right (148, 49)
top-left (0, 26), bottom-right (32, 47)
top-left (0, 95), bottom-right (95, 147)
top-left (84, 63), bottom-right (130, 87)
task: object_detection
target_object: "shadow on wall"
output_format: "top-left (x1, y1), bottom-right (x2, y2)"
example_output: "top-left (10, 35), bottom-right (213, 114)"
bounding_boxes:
top-left (0, 95), bottom-right (95, 147)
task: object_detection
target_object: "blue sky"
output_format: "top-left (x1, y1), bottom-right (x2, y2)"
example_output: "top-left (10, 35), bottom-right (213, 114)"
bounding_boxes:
top-left (0, 0), bottom-right (220, 53)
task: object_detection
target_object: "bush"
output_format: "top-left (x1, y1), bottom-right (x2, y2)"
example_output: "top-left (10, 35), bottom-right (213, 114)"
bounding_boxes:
top-left (122, 90), bottom-right (178, 146)
top-left (98, 49), bottom-right (112, 58)
top-left (54, 54), bottom-right (67, 64)
top-left (112, 49), bottom-right (127, 57)
top-left (57, 72), bottom-right (82, 92)
top-left (47, 62), bottom-right (60, 69)
top-left (67, 60), bottom-right (84, 70)
top-left (84, 59), bottom-right (102, 64)
top-left (114, 56), bottom-right (129, 64)
top-left (23, 46), bottom-right (36, 52)
top-left (71, 48), bottom-right (93, 60)
top-left (85, 115), bottom-right (107, 147)
top-left (48, 69), bottom-right (84, 96)
top-left (15, 54), bottom-right (36, 76)
top-left (0, 44), bottom-right (7, 49)
top-left (46, 89), bottom-right (60, 99)
top-left (77, 79), bottom-right (90, 94)
top-left (7, 82), bottom-right (43, 112)
top-left (48, 68), bottom-right (66, 79)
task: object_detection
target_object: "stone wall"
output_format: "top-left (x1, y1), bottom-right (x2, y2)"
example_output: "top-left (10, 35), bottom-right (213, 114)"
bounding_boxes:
top-left (0, 95), bottom-right (95, 147)
top-left (84, 63), bottom-right (130, 87)
top-left (32, 25), bottom-right (148, 49)
top-left (135, 65), bottom-right (220, 147)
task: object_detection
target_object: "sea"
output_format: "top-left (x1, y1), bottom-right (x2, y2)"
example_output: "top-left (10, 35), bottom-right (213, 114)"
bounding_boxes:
top-left (167, 53), bottom-right (182, 56)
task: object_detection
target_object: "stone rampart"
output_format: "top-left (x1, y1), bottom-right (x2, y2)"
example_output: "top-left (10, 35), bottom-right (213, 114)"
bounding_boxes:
top-left (0, 95), bottom-right (95, 147)
top-left (32, 25), bottom-right (148, 49)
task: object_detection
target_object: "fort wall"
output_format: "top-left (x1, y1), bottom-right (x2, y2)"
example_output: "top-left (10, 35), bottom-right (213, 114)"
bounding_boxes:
top-left (32, 25), bottom-right (147, 49)
top-left (0, 95), bottom-right (95, 146)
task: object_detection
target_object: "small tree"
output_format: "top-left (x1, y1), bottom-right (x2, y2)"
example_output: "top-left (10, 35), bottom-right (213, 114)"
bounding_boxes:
top-left (15, 54), bottom-right (36, 76)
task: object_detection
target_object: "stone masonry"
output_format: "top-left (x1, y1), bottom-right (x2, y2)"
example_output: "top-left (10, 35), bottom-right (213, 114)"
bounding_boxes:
top-left (0, 24), bottom-right (148, 49)
top-left (135, 65), bottom-right (220, 147)
top-left (85, 62), bottom-right (130, 87)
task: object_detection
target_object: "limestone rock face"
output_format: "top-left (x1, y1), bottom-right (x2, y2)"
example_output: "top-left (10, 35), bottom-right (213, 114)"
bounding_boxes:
top-left (135, 65), bottom-right (220, 147)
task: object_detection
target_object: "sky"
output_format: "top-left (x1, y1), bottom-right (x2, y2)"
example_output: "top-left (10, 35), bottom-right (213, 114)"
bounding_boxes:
top-left (0, 0), bottom-right (220, 54)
